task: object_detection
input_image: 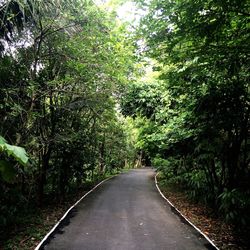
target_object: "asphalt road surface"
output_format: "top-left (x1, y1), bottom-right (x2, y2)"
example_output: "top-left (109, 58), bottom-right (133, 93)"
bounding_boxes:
top-left (42, 168), bottom-right (215, 250)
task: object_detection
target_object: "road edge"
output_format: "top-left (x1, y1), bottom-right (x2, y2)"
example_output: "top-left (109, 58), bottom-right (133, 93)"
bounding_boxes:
top-left (35, 175), bottom-right (116, 250)
top-left (154, 172), bottom-right (220, 250)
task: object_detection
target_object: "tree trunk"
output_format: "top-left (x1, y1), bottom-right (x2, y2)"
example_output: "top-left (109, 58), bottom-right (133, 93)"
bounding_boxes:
top-left (38, 147), bottom-right (52, 205)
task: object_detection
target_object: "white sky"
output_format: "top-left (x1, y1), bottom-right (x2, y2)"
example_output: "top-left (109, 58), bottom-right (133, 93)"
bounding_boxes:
top-left (116, 1), bottom-right (140, 23)
top-left (95, 0), bottom-right (146, 24)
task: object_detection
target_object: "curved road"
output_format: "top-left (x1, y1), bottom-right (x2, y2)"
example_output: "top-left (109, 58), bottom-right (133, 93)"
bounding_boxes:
top-left (42, 169), bottom-right (214, 250)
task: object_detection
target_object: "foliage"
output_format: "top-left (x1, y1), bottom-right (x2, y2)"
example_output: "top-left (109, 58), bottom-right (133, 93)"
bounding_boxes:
top-left (218, 189), bottom-right (250, 225)
top-left (0, 136), bottom-right (28, 165)
top-left (0, 0), bottom-right (138, 241)
top-left (120, 0), bottom-right (250, 227)
top-left (0, 135), bottom-right (29, 183)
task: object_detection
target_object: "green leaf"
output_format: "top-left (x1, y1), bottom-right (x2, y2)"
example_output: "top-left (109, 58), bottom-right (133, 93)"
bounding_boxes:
top-left (4, 144), bottom-right (29, 165)
top-left (0, 136), bottom-right (7, 145)
top-left (0, 136), bottom-right (29, 166)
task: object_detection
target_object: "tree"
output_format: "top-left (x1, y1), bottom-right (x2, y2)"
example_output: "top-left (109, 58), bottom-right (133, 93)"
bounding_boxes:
top-left (0, 0), bottom-right (137, 238)
top-left (125, 0), bottom-right (250, 225)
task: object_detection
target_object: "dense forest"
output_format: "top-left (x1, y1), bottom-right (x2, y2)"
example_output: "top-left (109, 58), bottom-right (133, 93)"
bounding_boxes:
top-left (0, 0), bottom-right (138, 245)
top-left (122, 0), bottom-right (250, 225)
top-left (0, 0), bottom-right (249, 249)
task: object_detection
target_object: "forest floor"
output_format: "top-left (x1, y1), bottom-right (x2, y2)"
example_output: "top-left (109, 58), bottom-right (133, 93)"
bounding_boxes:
top-left (157, 178), bottom-right (250, 250)
top-left (2, 189), bottom-right (90, 250)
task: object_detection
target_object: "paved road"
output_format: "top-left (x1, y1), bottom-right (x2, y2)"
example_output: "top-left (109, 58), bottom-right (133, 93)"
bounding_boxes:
top-left (42, 169), bottom-right (214, 250)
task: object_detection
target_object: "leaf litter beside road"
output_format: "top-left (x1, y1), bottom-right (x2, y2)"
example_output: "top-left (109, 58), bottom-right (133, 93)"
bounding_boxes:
top-left (157, 182), bottom-right (249, 250)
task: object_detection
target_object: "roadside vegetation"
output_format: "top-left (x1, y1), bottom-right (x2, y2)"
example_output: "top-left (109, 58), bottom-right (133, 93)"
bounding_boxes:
top-left (121, 0), bottom-right (250, 248)
top-left (0, 0), bottom-right (249, 249)
top-left (0, 0), bottom-right (137, 248)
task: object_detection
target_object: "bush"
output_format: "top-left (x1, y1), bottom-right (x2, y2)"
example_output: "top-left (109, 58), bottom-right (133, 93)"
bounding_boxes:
top-left (218, 189), bottom-right (250, 226)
